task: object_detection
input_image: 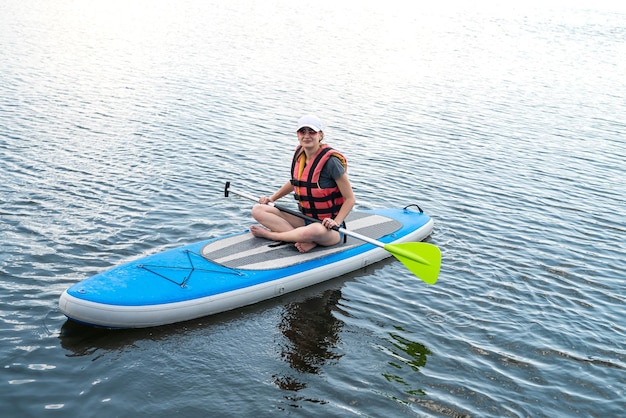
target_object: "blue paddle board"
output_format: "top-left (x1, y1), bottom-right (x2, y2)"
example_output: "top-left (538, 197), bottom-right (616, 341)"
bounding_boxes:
top-left (59, 207), bottom-right (434, 328)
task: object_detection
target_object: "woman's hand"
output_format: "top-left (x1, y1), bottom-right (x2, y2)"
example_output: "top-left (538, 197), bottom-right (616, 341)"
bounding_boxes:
top-left (322, 218), bottom-right (338, 229)
top-left (258, 196), bottom-right (273, 204)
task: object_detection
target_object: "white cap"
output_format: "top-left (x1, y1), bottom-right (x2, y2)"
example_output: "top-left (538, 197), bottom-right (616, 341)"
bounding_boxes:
top-left (296, 115), bottom-right (323, 132)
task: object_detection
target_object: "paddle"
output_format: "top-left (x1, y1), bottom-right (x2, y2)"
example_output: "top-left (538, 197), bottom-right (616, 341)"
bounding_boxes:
top-left (224, 182), bottom-right (441, 284)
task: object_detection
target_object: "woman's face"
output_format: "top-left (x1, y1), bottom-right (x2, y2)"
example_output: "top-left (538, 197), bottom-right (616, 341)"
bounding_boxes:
top-left (297, 127), bottom-right (322, 147)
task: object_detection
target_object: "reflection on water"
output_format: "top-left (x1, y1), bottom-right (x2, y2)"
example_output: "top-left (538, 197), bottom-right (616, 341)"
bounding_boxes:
top-left (274, 289), bottom-right (344, 392)
top-left (381, 327), bottom-right (431, 397)
top-left (59, 319), bottom-right (170, 357)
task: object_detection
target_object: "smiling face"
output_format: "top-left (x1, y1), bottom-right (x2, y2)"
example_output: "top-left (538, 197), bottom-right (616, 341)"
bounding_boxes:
top-left (297, 127), bottom-right (323, 151)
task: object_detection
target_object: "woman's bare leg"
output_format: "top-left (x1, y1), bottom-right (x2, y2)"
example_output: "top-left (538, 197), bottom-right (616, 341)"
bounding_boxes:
top-left (251, 204), bottom-right (304, 232)
top-left (251, 204), bottom-right (341, 252)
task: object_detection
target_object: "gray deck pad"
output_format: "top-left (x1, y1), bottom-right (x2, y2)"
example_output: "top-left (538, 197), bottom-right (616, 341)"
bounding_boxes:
top-left (201, 212), bottom-right (402, 270)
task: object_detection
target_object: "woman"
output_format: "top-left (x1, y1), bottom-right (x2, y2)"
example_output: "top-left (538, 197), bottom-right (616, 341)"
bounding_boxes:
top-left (250, 115), bottom-right (356, 253)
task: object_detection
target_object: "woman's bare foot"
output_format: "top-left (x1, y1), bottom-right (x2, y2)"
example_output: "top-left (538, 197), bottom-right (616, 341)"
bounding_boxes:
top-left (295, 242), bottom-right (317, 253)
top-left (250, 225), bottom-right (272, 239)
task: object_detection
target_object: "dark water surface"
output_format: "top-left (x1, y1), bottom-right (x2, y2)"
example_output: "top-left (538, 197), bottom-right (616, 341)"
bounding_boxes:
top-left (1, 1), bottom-right (624, 416)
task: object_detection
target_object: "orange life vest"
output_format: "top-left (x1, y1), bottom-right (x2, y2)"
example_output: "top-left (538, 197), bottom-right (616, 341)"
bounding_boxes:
top-left (290, 144), bottom-right (347, 220)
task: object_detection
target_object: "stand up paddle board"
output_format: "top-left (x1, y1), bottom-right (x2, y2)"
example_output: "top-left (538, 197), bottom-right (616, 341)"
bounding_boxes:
top-left (59, 206), bottom-right (434, 328)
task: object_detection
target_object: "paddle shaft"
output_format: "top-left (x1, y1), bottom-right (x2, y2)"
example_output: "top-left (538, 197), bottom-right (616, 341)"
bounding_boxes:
top-left (224, 181), bottom-right (440, 284)
top-left (224, 183), bottom-right (386, 250)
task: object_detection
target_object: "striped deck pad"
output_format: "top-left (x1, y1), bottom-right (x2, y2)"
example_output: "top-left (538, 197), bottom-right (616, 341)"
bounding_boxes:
top-left (201, 212), bottom-right (402, 270)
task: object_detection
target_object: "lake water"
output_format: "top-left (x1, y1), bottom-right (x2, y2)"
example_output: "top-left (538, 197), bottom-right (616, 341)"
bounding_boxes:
top-left (1, 0), bottom-right (624, 416)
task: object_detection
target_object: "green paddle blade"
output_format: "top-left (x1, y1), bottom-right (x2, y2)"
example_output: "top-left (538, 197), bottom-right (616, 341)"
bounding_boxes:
top-left (383, 242), bottom-right (441, 285)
